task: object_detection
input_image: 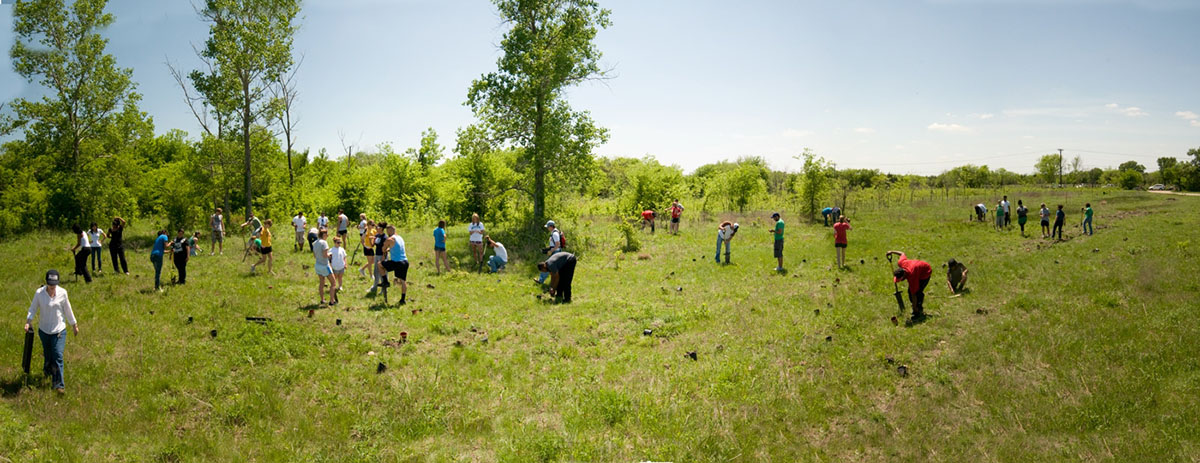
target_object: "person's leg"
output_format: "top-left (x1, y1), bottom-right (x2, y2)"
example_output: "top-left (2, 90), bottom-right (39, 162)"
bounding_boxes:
top-left (716, 235), bottom-right (723, 262)
top-left (559, 258), bottom-right (576, 303)
top-left (317, 275), bottom-right (326, 303)
top-left (331, 273), bottom-right (340, 303)
top-left (38, 329), bottom-right (55, 384)
top-left (488, 255), bottom-right (499, 273)
top-left (177, 254), bottom-right (188, 284)
top-left (152, 254), bottom-right (163, 289)
top-left (915, 278), bottom-right (930, 316)
top-left (75, 249), bottom-right (92, 282)
top-left (397, 261), bottom-right (409, 303)
top-left (267, 251), bottom-right (274, 274)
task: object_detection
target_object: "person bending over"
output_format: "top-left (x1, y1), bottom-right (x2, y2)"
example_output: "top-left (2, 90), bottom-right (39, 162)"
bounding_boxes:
top-left (887, 250), bottom-right (932, 321)
top-left (538, 251), bottom-right (577, 303)
top-left (946, 258), bottom-right (968, 294)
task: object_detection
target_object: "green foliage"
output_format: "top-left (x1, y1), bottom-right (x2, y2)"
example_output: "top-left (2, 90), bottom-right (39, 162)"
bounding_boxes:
top-left (705, 162), bottom-right (768, 213)
top-left (407, 127), bottom-right (445, 169)
top-left (616, 220), bottom-right (640, 252)
top-left (618, 157), bottom-right (685, 215)
top-left (1118, 161), bottom-right (1146, 173)
top-left (1118, 169), bottom-right (1143, 190)
top-left (1036, 154), bottom-right (1062, 184)
top-left (795, 148), bottom-right (835, 222)
top-left (466, 0), bottom-right (612, 224)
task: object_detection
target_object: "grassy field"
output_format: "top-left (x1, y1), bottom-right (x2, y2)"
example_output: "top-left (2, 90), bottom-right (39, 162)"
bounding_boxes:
top-left (1, 190), bottom-right (1198, 462)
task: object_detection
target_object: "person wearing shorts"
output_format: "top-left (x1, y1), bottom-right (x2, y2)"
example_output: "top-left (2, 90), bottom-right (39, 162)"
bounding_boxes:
top-left (668, 200), bottom-right (684, 234)
top-left (1039, 203), bottom-right (1051, 238)
top-left (769, 212), bottom-right (784, 271)
top-left (434, 220), bottom-right (450, 274)
top-left (359, 220), bottom-right (376, 278)
top-left (251, 219), bottom-right (275, 275)
top-left (366, 223), bottom-right (389, 295)
top-left (209, 207), bottom-right (224, 255)
top-left (468, 213), bottom-right (486, 270)
top-left (292, 212), bottom-right (307, 251)
top-left (313, 229), bottom-right (332, 305)
top-left (337, 210), bottom-right (349, 241)
top-left (381, 224), bottom-right (410, 305)
top-left (833, 215), bottom-right (851, 268)
top-left (329, 237), bottom-right (347, 305)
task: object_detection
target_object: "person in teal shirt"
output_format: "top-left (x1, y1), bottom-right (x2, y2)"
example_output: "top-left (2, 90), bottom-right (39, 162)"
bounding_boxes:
top-left (768, 212), bottom-right (784, 271)
top-left (995, 200), bottom-right (1005, 231)
top-left (150, 230), bottom-right (169, 291)
top-left (433, 220), bottom-right (451, 274)
top-left (1082, 203), bottom-right (1094, 235)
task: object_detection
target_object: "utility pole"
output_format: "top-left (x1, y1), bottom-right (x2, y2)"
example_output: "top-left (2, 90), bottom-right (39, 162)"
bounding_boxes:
top-left (1057, 148), bottom-right (1064, 187)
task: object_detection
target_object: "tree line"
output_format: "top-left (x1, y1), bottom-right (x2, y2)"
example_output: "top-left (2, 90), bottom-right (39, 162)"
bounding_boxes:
top-left (1, 0), bottom-right (1196, 240)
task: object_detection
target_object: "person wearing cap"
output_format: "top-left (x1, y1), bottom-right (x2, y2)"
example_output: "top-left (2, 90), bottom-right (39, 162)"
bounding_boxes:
top-left (640, 210), bottom-right (657, 233)
top-left (25, 270), bottom-right (79, 393)
top-left (768, 212), bottom-right (784, 271)
top-left (886, 250), bottom-right (933, 320)
top-left (537, 220), bottom-right (562, 284)
top-left (715, 221), bottom-right (738, 264)
top-left (833, 215), bottom-right (852, 268)
top-left (538, 251), bottom-right (577, 303)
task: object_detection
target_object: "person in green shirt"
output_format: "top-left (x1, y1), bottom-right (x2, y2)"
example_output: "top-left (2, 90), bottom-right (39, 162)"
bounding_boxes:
top-left (1082, 203), bottom-right (1094, 236)
top-left (995, 200), bottom-right (1005, 231)
top-left (768, 212), bottom-right (784, 271)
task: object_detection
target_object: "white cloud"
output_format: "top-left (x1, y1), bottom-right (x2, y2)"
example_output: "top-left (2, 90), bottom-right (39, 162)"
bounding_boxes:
top-left (927, 123), bottom-right (972, 133)
top-left (1105, 103), bottom-right (1120, 109)
top-left (1105, 102), bottom-right (1148, 117)
top-left (893, 145), bottom-right (906, 150)
top-left (1192, 120), bottom-right (1200, 128)
top-left (978, 113), bottom-right (995, 120)
top-left (854, 127), bottom-right (876, 134)
top-left (781, 129), bottom-right (813, 138)
top-left (1176, 110), bottom-right (1199, 120)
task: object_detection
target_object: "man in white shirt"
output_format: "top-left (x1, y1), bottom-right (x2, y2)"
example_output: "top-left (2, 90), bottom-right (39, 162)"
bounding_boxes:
top-left (25, 270), bottom-right (79, 393)
top-left (317, 213), bottom-right (329, 230)
top-left (292, 213), bottom-right (307, 251)
top-left (1000, 195), bottom-right (1011, 228)
top-left (486, 236), bottom-right (508, 273)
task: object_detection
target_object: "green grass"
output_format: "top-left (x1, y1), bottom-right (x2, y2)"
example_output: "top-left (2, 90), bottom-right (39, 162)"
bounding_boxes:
top-left (2, 190), bottom-right (1199, 462)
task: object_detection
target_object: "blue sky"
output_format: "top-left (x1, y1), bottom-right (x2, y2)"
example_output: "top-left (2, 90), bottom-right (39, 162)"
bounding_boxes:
top-left (1, 0), bottom-right (1198, 174)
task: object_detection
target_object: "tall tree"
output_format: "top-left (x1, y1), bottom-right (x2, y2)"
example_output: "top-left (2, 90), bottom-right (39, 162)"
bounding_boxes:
top-left (272, 59), bottom-right (302, 185)
top-left (194, 0), bottom-right (300, 217)
top-left (4, 0), bottom-right (150, 224)
top-left (406, 127), bottom-right (445, 169)
top-left (467, 0), bottom-right (612, 225)
top-left (1035, 154), bottom-right (1062, 185)
top-left (795, 148), bottom-right (835, 222)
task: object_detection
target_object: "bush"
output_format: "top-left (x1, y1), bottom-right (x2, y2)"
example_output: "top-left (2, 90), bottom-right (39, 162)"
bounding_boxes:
top-left (617, 220), bottom-right (639, 252)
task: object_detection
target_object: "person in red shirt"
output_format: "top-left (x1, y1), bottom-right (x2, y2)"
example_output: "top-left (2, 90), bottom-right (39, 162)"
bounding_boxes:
top-left (887, 250), bottom-right (932, 320)
top-left (640, 210), bottom-right (657, 233)
top-left (832, 216), bottom-right (851, 268)
top-left (668, 200), bottom-right (684, 234)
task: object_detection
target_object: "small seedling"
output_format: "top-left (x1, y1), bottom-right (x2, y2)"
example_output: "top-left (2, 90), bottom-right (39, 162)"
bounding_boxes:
top-left (308, 309), bottom-right (314, 318)
top-left (885, 355), bottom-right (895, 364)
top-left (676, 286), bottom-right (683, 292)
top-left (149, 311), bottom-right (154, 315)
top-left (426, 284), bottom-right (435, 289)
top-left (813, 309), bottom-right (820, 316)
top-left (400, 331), bottom-right (407, 342)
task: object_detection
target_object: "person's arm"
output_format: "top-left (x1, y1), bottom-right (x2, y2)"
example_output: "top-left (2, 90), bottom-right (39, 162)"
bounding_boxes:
top-left (549, 271), bottom-right (560, 293)
top-left (26, 291), bottom-right (39, 333)
top-left (886, 250), bottom-right (904, 260)
top-left (63, 293), bottom-right (78, 335)
top-left (71, 234), bottom-right (81, 254)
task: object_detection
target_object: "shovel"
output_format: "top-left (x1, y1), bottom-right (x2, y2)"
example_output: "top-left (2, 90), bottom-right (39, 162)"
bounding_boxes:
top-left (888, 255), bottom-right (905, 311)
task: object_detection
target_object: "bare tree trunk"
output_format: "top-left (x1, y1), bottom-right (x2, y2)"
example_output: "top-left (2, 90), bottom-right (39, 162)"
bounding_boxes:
top-left (242, 77), bottom-right (253, 218)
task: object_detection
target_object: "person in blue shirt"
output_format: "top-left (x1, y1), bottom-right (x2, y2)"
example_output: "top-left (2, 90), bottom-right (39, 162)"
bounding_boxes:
top-left (433, 220), bottom-right (451, 274)
top-left (1053, 204), bottom-right (1066, 241)
top-left (381, 224), bottom-right (409, 305)
top-left (821, 207), bottom-right (833, 226)
top-left (150, 230), bottom-right (169, 291)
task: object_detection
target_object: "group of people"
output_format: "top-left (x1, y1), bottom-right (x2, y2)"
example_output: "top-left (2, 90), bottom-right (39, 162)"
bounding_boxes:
top-left (974, 195), bottom-right (1095, 240)
top-left (638, 200), bottom-right (686, 234)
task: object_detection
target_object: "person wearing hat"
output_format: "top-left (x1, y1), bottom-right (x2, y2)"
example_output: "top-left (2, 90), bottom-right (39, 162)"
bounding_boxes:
top-left (538, 251), bottom-right (577, 303)
top-left (768, 212), bottom-right (784, 271)
top-left (25, 270), bottom-right (79, 393)
top-left (537, 220), bottom-right (563, 284)
top-left (715, 221), bottom-right (739, 264)
top-left (886, 250), bottom-right (932, 321)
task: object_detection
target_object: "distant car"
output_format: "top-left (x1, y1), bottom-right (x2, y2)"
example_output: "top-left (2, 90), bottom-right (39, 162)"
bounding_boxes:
top-left (1149, 184), bottom-right (1166, 191)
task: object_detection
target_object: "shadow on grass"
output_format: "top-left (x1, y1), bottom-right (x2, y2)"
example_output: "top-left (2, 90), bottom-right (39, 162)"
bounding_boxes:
top-left (1, 375), bottom-right (32, 398)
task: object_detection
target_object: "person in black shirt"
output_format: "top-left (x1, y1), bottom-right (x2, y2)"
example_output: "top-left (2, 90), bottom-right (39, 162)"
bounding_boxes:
top-left (538, 252), bottom-right (577, 303)
top-left (109, 217), bottom-right (129, 274)
top-left (171, 229), bottom-right (191, 284)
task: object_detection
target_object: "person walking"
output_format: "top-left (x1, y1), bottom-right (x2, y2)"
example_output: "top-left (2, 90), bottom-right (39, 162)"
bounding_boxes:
top-left (171, 229), bottom-right (191, 285)
top-left (337, 210), bottom-right (350, 242)
top-left (886, 250), bottom-right (932, 321)
top-left (251, 219), bottom-right (275, 275)
top-left (1039, 203), bottom-right (1051, 238)
top-left (769, 212), bottom-right (784, 271)
top-left (1082, 203), bottom-right (1094, 236)
top-left (381, 224), bottom-right (410, 305)
top-left (329, 237), bottom-right (348, 305)
top-left (25, 270), bottom-right (79, 394)
top-left (538, 251), bottom-right (577, 303)
top-left (833, 215), bottom-right (851, 268)
top-left (209, 207), bottom-right (225, 255)
top-left (292, 212), bottom-right (307, 252)
top-left (69, 225), bottom-right (92, 284)
top-left (109, 217), bottom-right (129, 274)
top-left (468, 213), bottom-right (486, 270)
top-left (1016, 200), bottom-right (1029, 236)
top-left (668, 200), bottom-right (685, 234)
top-left (1053, 204), bottom-right (1065, 241)
top-left (1001, 195), bottom-right (1011, 228)
top-left (87, 223), bottom-right (105, 274)
top-left (486, 236), bottom-right (508, 273)
top-left (715, 221), bottom-right (739, 264)
top-left (434, 220), bottom-right (451, 274)
top-left (641, 210), bottom-right (657, 233)
top-left (150, 230), bottom-right (168, 291)
top-left (313, 229), bottom-right (333, 305)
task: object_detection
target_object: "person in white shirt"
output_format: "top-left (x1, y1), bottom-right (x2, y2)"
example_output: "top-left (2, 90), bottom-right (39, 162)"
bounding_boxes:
top-left (329, 237), bottom-right (348, 306)
top-left (209, 207), bottom-right (225, 255)
top-left (87, 222), bottom-right (106, 274)
top-left (313, 229), bottom-right (332, 305)
top-left (1000, 195), bottom-right (1011, 228)
top-left (336, 210), bottom-right (350, 241)
top-left (486, 236), bottom-right (508, 273)
top-left (25, 270), bottom-right (79, 393)
top-left (468, 213), bottom-right (486, 270)
top-left (537, 220), bottom-right (562, 284)
top-left (715, 221), bottom-right (739, 264)
top-left (70, 224), bottom-right (92, 283)
top-left (292, 212), bottom-right (307, 251)
top-left (317, 213), bottom-right (329, 230)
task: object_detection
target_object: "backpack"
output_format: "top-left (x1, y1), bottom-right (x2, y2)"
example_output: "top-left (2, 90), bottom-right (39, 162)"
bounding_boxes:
top-left (557, 229), bottom-right (567, 249)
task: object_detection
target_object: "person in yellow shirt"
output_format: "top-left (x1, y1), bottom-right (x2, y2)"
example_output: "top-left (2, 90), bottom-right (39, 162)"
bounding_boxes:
top-left (358, 221), bottom-right (376, 278)
top-left (252, 219), bottom-right (276, 275)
